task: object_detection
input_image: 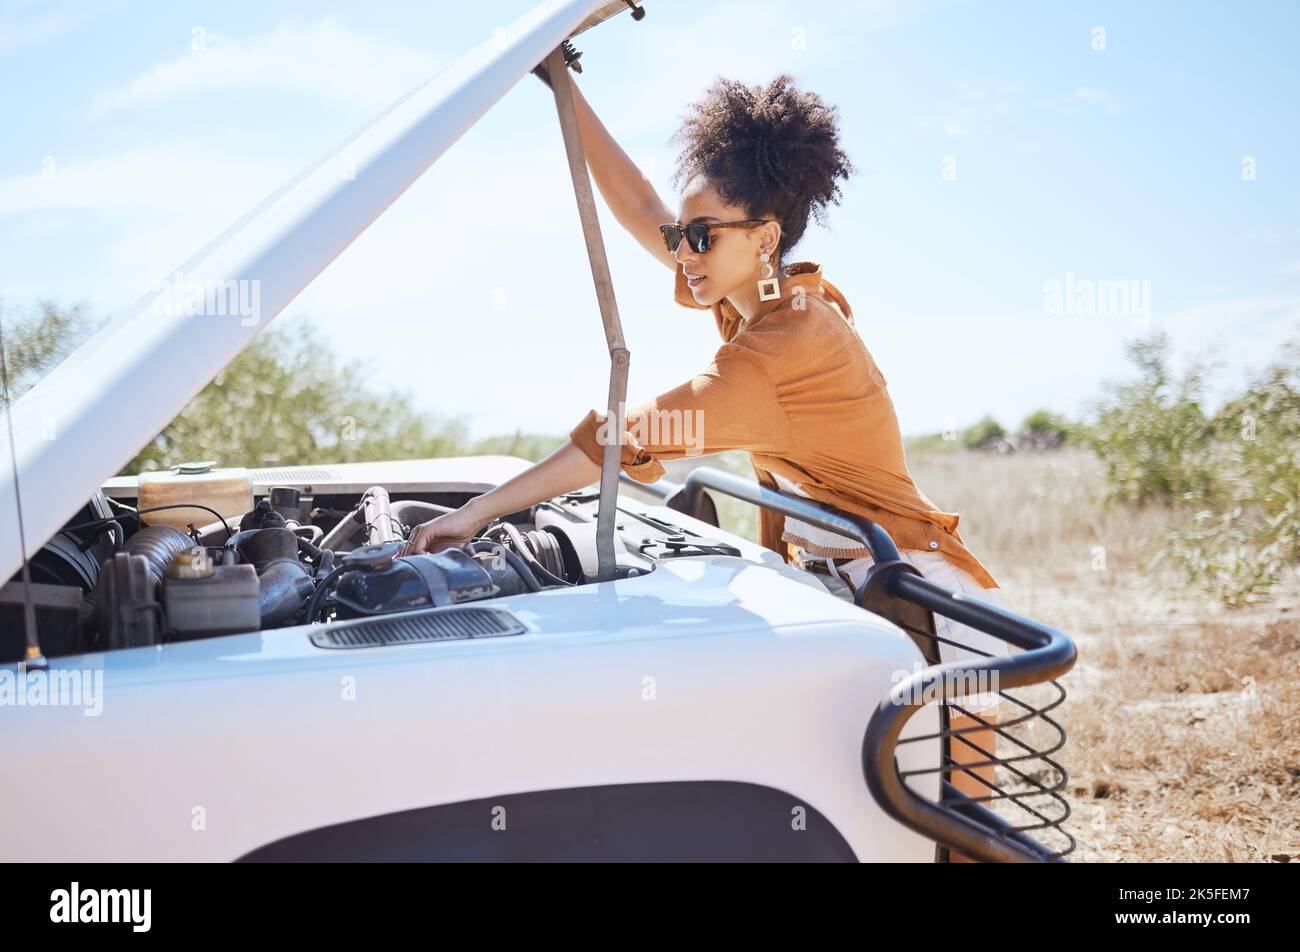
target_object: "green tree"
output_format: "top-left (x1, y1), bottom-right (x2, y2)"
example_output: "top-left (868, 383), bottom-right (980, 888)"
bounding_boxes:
top-left (471, 429), bottom-right (566, 462)
top-left (1, 302), bottom-right (494, 472)
top-left (0, 299), bottom-right (104, 403)
top-left (126, 316), bottom-right (472, 473)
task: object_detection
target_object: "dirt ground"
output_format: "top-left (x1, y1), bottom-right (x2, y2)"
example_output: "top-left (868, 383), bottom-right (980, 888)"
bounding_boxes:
top-left (659, 448), bottom-right (1299, 862)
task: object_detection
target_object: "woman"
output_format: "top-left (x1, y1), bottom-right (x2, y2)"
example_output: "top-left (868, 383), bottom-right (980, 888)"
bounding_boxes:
top-left (399, 72), bottom-right (1005, 819)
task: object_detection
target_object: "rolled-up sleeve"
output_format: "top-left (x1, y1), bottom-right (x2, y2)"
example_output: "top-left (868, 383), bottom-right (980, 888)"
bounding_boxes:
top-left (568, 342), bottom-right (791, 485)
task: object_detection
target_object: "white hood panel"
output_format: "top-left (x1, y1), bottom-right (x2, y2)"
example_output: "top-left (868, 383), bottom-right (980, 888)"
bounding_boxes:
top-left (0, 0), bottom-right (614, 584)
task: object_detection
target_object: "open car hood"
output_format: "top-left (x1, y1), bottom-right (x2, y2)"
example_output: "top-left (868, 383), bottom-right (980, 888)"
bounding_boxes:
top-left (0, 0), bottom-right (640, 585)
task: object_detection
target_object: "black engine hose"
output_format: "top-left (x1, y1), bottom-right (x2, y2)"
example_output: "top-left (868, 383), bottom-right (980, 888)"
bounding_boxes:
top-left (304, 564), bottom-right (350, 624)
top-left (81, 525), bottom-right (196, 636)
top-left (315, 547), bottom-right (335, 578)
top-left (295, 534), bottom-right (324, 565)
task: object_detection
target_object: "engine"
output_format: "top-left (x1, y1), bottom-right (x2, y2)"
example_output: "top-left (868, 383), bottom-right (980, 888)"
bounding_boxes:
top-left (0, 482), bottom-right (740, 661)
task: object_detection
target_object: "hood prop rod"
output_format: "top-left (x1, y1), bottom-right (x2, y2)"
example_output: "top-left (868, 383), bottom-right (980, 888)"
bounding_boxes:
top-left (546, 42), bottom-right (628, 583)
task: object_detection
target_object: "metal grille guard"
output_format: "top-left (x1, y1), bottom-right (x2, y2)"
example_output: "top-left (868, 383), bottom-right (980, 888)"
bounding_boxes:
top-left (628, 466), bottom-right (1078, 863)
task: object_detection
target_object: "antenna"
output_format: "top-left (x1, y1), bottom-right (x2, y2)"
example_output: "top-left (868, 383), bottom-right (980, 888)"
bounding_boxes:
top-left (0, 306), bottom-right (46, 671)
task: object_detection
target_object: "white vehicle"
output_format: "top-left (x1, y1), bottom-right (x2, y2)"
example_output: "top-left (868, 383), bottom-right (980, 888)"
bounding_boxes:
top-left (0, 0), bottom-right (1076, 862)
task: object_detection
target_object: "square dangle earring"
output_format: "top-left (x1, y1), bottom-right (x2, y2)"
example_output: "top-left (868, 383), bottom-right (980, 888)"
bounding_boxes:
top-left (757, 250), bottom-right (781, 301)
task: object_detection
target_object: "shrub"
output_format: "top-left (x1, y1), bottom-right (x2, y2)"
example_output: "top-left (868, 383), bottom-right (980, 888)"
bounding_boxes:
top-left (1159, 339), bottom-right (1300, 605)
top-left (1088, 330), bottom-right (1300, 605)
top-left (1018, 409), bottom-right (1073, 446)
top-left (962, 415), bottom-right (1006, 449)
top-left (1082, 332), bottom-right (1218, 506)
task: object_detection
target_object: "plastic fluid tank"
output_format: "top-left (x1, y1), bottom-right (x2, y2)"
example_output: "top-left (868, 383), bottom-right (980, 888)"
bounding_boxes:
top-left (137, 461), bottom-right (254, 530)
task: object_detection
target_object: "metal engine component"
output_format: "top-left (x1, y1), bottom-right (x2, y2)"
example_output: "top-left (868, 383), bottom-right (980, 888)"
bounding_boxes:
top-left (269, 486), bottom-right (302, 524)
top-left (97, 552), bottom-right (163, 650)
top-left (87, 524), bottom-right (195, 648)
top-left (238, 491), bottom-right (323, 546)
top-left (318, 485), bottom-right (433, 551)
top-left (361, 486), bottom-right (401, 545)
top-left (73, 486), bottom-right (674, 638)
top-left (330, 545), bottom-right (503, 619)
top-left (162, 549), bottom-right (261, 638)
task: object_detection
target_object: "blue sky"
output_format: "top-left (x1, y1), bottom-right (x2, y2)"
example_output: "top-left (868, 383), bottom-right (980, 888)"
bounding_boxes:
top-left (2, 0), bottom-right (1298, 441)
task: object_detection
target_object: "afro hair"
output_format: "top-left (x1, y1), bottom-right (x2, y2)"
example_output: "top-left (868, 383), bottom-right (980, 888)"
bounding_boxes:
top-left (669, 73), bottom-right (853, 262)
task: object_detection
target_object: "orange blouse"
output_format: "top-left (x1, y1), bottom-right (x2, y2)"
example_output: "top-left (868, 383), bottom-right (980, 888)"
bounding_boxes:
top-left (568, 261), bottom-right (999, 589)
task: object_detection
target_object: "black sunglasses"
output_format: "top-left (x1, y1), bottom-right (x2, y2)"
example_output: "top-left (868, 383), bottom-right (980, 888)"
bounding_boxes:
top-left (660, 219), bottom-right (774, 254)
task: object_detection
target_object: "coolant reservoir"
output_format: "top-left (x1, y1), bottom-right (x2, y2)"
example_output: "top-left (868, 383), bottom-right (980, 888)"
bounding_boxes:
top-left (137, 461), bottom-right (254, 530)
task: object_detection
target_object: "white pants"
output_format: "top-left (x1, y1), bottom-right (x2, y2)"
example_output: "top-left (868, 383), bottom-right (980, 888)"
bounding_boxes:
top-left (796, 546), bottom-right (1008, 712)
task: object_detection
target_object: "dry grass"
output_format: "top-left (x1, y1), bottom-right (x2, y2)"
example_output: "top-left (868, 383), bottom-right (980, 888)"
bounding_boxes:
top-left (911, 447), bottom-right (1300, 863)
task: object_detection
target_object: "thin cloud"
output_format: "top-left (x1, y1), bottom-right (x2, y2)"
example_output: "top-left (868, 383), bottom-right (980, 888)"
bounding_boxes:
top-left (91, 18), bottom-right (440, 115)
top-left (1071, 86), bottom-right (1121, 113)
top-left (914, 80), bottom-right (1026, 137)
top-left (0, 4), bottom-right (78, 51)
top-left (0, 141), bottom-right (292, 217)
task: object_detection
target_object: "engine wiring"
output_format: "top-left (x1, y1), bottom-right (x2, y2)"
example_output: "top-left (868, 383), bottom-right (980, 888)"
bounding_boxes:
top-left (61, 518), bottom-right (124, 554)
top-left (62, 502), bottom-right (236, 544)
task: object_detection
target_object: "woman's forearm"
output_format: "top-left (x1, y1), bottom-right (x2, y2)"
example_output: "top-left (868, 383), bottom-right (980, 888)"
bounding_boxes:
top-left (569, 80), bottom-right (673, 229)
top-left (462, 440), bottom-right (601, 524)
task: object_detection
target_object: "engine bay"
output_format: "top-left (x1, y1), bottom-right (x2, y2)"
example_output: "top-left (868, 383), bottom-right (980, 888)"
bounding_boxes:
top-left (0, 481), bottom-right (741, 663)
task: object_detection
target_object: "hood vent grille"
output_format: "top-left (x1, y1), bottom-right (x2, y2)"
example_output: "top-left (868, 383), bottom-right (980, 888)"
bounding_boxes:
top-left (309, 606), bottom-right (525, 649)
top-left (252, 467), bottom-right (343, 483)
